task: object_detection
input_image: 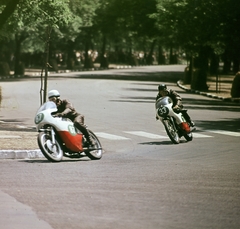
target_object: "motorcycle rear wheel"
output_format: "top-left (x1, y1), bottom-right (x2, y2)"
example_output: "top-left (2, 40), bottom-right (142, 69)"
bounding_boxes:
top-left (37, 132), bottom-right (63, 162)
top-left (163, 119), bottom-right (180, 144)
top-left (85, 130), bottom-right (103, 160)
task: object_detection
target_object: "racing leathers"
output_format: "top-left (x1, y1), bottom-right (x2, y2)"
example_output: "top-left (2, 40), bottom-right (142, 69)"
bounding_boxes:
top-left (155, 89), bottom-right (194, 126)
top-left (56, 99), bottom-right (94, 146)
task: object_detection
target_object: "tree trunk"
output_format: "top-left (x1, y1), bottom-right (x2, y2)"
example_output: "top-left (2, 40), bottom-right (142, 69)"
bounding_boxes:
top-left (191, 46), bottom-right (209, 91)
top-left (0, 0), bottom-right (20, 30)
top-left (100, 35), bottom-right (108, 68)
top-left (158, 45), bottom-right (166, 65)
top-left (84, 45), bottom-right (93, 69)
top-left (169, 46), bottom-right (174, 64)
top-left (232, 55), bottom-right (240, 74)
top-left (209, 52), bottom-right (219, 75)
top-left (146, 39), bottom-right (157, 65)
top-left (66, 40), bottom-right (75, 70)
top-left (83, 36), bottom-right (93, 69)
top-left (222, 49), bottom-right (232, 74)
top-left (14, 34), bottom-right (27, 76)
top-left (231, 72), bottom-right (240, 97)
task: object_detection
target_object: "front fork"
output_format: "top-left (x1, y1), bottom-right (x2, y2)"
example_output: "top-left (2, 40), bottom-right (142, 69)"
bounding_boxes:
top-left (163, 117), bottom-right (177, 131)
top-left (50, 127), bottom-right (56, 145)
top-left (39, 126), bottom-right (57, 146)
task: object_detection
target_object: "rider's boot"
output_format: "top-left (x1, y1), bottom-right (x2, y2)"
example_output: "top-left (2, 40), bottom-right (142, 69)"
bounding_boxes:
top-left (190, 121), bottom-right (195, 127)
top-left (74, 122), bottom-right (95, 148)
top-left (182, 110), bottom-right (195, 127)
top-left (85, 136), bottom-right (95, 148)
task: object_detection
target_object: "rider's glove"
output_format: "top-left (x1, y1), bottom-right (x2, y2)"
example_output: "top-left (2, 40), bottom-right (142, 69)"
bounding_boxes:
top-left (56, 113), bottom-right (63, 117)
top-left (173, 105), bottom-right (180, 112)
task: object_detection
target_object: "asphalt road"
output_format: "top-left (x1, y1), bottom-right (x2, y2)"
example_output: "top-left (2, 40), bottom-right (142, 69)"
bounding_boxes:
top-left (0, 65), bottom-right (239, 229)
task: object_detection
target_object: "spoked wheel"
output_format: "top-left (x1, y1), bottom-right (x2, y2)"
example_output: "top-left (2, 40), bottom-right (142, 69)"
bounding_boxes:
top-left (163, 119), bottom-right (180, 144)
top-left (85, 130), bottom-right (103, 160)
top-left (37, 132), bottom-right (63, 162)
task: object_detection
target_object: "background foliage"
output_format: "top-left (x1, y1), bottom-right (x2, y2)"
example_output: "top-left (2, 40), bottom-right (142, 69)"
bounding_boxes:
top-left (0, 0), bottom-right (239, 90)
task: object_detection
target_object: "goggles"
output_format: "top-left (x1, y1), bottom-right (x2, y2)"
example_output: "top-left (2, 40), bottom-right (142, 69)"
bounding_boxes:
top-left (49, 96), bottom-right (60, 102)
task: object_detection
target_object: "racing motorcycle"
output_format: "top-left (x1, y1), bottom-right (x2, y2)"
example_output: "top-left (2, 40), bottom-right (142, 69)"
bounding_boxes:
top-left (34, 101), bottom-right (103, 162)
top-left (155, 96), bottom-right (193, 144)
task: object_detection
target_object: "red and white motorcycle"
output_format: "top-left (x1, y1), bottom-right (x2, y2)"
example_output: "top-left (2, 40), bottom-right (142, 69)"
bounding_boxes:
top-left (34, 101), bottom-right (103, 162)
top-left (156, 96), bottom-right (193, 144)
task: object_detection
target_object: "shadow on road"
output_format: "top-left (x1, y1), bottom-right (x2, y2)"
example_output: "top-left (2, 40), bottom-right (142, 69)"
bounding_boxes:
top-left (195, 118), bottom-right (240, 131)
top-left (74, 71), bottom-right (184, 82)
top-left (139, 140), bottom-right (189, 145)
top-left (19, 158), bottom-right (91, 163)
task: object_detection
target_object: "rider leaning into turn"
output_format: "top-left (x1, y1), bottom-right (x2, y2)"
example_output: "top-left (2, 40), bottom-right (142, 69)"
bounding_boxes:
top-left (156, 84), bottom-right (195, 127)
top-left (48, 90), bottom-right (94, 147)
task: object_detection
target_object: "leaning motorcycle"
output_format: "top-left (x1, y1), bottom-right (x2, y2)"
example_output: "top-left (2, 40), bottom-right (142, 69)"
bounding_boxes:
top-left (34, 101), bottom-right (103, 162)
top-left (155, 96), bottom-right (193, 144)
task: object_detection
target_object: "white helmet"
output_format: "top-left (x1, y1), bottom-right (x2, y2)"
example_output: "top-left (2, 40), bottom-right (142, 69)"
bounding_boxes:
top-left (48, 89), bottom-right (60, 99)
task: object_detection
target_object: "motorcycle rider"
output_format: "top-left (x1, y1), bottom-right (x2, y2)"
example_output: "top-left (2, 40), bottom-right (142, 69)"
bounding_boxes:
top-left (48, 90), bottom-right (94, 147)
top-left (156, 84), bottom-right (195, 127)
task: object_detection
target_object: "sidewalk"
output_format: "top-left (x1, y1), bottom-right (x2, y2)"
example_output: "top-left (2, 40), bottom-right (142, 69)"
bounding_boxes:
top-left (178, 74), bottom-right (240, 102)
top-left (0, 129), bottom-right (43, 159)
top-left (0, 66), bottom-right (239, 159)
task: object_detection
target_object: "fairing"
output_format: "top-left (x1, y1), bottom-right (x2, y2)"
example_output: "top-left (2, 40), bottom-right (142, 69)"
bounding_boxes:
top-left (35, 101), bottom-right (83, 152)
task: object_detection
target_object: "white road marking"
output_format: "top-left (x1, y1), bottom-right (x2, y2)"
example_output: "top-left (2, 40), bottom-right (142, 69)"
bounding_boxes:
top-left (95, 132), bottom-right (130, 140)
top-left (0, 135), bottom-right (21, 139)
top-left (124, 131), bottom-right (168, 139)
top-left (192, 132), bottom-right (213, 138)
top-left (95, 130), bottom-right (240, 141)
top-left (208, 130), bottom-right (240, 137)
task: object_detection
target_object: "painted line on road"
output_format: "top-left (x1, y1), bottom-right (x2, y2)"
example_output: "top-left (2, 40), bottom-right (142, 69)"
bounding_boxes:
top-left (0, 135), bottom-right (21, 139)
top-left (95, 132), bottom-right (130, 140)
top-left (192, 133), bottom-right (213, 138)
top-left (208, 130), bottom-right (240, 137)
top-left (124, 131), bottom-right (168, 139)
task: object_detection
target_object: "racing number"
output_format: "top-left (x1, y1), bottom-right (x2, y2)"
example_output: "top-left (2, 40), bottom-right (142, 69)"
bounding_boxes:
top-left (68, 125), bottom-right (77, 136)
top-left (158, 106), bottom-right (169, 116)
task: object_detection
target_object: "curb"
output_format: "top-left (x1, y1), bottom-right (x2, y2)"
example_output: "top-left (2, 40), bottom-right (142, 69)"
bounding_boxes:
top-left (177, 80), bottom-right (240, 103)
top-left (0, 150), bottom-right (43, 159)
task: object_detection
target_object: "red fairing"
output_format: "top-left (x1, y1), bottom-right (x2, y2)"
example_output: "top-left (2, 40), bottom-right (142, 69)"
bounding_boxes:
top-left (179, 122), bottom-right (190, 133)
top-left (58, 131), bottom-right (83, 152)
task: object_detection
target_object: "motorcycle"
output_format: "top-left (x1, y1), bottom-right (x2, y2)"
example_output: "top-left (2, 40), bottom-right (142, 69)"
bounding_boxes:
top-left (34, 101), bottom-right (103, 162)
top-left (155, 96), bottom-right (193, 144)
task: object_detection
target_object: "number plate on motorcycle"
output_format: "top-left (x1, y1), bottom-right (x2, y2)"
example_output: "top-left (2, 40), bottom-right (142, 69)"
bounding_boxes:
top-left (157, 106), bottom-right (169, 116)
top-left (68, 124), bottom-right (77, 136)
top-left (35, 113), bottom-right (44, 124)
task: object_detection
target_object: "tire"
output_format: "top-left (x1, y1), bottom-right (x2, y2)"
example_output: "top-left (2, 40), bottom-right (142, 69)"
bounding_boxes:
top-left (184, 132), bottom-right (193, 141)
top-left (163, 119), bottom-right (180, 144)
top-left (37, 132), bottom-right (63, 162)
top-left (85, 130), bottom-right (103, 160)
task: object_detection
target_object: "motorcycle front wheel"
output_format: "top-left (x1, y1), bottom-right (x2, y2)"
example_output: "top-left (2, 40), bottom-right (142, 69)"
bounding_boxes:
top-left (163, 119), bottom-right (180, 144)
top-left (85, 130), bottom-right (103, 160)
top-left (37, 132), bottom-right (63, 162)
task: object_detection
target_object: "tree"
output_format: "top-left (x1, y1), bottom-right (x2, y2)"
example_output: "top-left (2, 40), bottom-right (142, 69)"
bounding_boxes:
top-left (67, 0), bottom-right (100, 68)
top-left (151, 0), bottom-right (240, 90)
top-left (0, 0), bottom-right (20, 30)
top-left (0, 0), bottom-right (73, 103)
top-left (93, 0), bottom-right (158, 66)
top-left (34, 0), bottom-right (73, 103)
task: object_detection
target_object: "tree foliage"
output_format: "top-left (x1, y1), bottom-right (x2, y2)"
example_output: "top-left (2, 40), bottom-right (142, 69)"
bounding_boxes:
top-left (0, 0), bottom-right (239, 91)
top-left (151, 0), bottom-right (240, 89)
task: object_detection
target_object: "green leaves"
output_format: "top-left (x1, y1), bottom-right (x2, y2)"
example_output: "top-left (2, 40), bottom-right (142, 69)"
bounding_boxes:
top-left (152, 0), bottom-right (240, 55)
